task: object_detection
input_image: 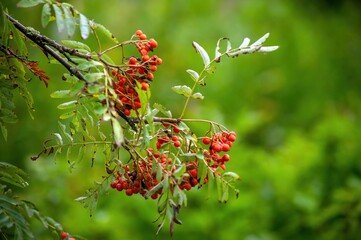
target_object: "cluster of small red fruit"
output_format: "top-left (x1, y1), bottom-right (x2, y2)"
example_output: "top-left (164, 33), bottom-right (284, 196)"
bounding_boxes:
top-left (111, 30), bottom-right (162, 116)
top-left (110, 123), bottom-right (236, 199)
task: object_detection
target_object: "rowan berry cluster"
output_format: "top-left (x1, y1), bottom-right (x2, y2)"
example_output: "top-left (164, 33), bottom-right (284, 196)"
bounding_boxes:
top-left (110, 123), bottom-right (237, 199)
top-left (111, 30), bottom-right (162, 116)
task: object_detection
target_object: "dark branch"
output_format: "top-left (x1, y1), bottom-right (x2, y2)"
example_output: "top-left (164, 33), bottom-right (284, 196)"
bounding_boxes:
top-left (5, 13), bottom-right (87, 81)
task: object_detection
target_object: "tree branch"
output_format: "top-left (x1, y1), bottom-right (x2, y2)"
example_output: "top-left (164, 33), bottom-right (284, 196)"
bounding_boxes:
top-left (5, 13), bottom-right (88, 82)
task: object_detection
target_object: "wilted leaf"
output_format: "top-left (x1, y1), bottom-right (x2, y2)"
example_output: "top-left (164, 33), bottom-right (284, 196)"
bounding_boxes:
top-left (259, 46), bottom-right (279, 53)
top-left (215, 37), bottom-right (231, 62)
top-left (192, 41), bottom-right (210, 66)
top-left (251, 33), bottom-right (270, 47)
top-left (186, 69), bottom-right (199, 82)
top-left (239, 37), bottom-right (250, 48)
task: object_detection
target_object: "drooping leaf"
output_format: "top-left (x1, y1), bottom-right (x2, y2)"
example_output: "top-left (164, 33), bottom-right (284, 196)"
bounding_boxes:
top-left (16, 0), bottom-right (44, 8)
top-left (111, 117), bottom-right (123, 147)
top-left (77, 60), bottom-right (102, 71)
top-left (79, 14), bottom-right (90, 39)
top-left (153, 103), bottom-right (172, 118)
top-left (222, 171), bottom-right (241, 181)
top-left (59, 111), bottom-right (75, 120)
top-left (186, 69), bottom-right (199, 82)
top-left (62, 4), bottom-right (76, 37)
top-left (259, 46), bottom-right (279, 53)
top-left (171, 85), bottom-right (192, 97)
top-left (0, 162), bottom-right (28, 188)
top-left (41, 3), bottom-right (51, 28)
top-left (52, 4), bottom-right (65, 33)
top-left (191, 92), bottom-right (204, 100)
top-left (84, 72), bottom-right (104, 82)
top-left (192, 41), bottom-right (210, 67)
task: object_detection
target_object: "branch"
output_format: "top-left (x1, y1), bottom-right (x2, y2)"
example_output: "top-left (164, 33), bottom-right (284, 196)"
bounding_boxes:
top-left (5, 13), bottom-right (88, 81)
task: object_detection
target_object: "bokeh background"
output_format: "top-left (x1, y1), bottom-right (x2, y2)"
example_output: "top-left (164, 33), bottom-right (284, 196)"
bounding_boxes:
top-left (2, 0), bottom-right (361, 239)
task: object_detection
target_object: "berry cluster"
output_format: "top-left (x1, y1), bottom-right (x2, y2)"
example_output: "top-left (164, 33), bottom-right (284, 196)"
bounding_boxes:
top-left (202, 131), bottom-right (236, 171)
top-left (112, 30), bottom-right (162, 116)
top-left (110, 122), bottom-right (236, 198)
top-left (110, 150), bottom-right (174, 200)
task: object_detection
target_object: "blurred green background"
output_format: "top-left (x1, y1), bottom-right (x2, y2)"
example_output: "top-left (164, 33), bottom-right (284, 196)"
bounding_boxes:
top-left (2, 0), bottom-right (361, 239)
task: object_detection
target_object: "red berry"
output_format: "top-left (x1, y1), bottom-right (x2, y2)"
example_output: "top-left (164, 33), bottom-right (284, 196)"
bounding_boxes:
top-left (221, 143), bottom-right (230, 152)
top-left (151, 193), bottom-right (158, 199)
top-left (146, 72), bottom-right (154, 80)
top-left (116, 183), bottom-right (123, 191)
top-left (184, 182), bottom-right (192, 191)
top-left (135, 30), bottom-right (143, 36)
top-left (173, 126), bottom-right (180, 133)
top-left (191, 178), bottom-right (198, 186)
top-left (141, 82), bottom-right (149, 91)
top-left (139, 34), bottom-right (147, 40)
top-left (202, 137), bottom-right (211, 145)
top-left (128, 57), bottom-right (137, 65)
top-left (211, 143), bottom-right (222, 152)
top-left (142, 55), bottom-right (150, 62)
top-left (174, 141), bottom-right (181, 148)
top-left (189, 169), bottom-right (198, 178)
top-left (149, 65), bottom-right (157, 72)
top-left (60, 232), bottom-right (68, 239)
top-left (222, 154), bottom-right (230, 162)
top-left (172, 136), bottom-right (178, 142)
top-left (125, 188), bottom-right (133, 196)
top-left (148, 38), bottom-right (158, 48)
top-left (155, 57), bottom-right (163, 65)
top-left (228, 133), bottom-right (236, 142)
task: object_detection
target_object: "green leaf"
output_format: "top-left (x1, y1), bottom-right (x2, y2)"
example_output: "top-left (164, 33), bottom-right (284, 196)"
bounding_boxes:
top-left (0, 122), bottom-right (8, 141)
top-left (50, 90), bottom-right (72, 98)
top-left (57, 100), bottom-right (78, 110)
top-left (191, 92), bottom-right (204, 100)
top-left (153, 103), bottom-right (172, 118)
top-left (79, 14), bottom-right (90, 39)
top-left (52, 133), bottom-right (63, 146)
top-left (62, 40), bottom-right (91, 52)
top-left (0, 162), bottom-right (28, 188)
top-left (17, 0), bottom-right (44, 8)
top-left (41, 3), bottom-right (51, 28)
top-left (52, 4), bottom-right (65, 33)
top-left (171, 85), bottom-right (192, 97)
top-left (93, 23), bottom-right (118, 43)
top-left (192, 41), bottom-right (210, 67)
top-left (78, 60), bottom-right (102, 71)
top-left (94, 104), bottom-right (107, 115)
top-left (84, 72), bottom-right (104, 82)
top-left (111, 118), bottom-right (123, 147)
top-left (59, 111), bottom-right (75, 120)
top-left (222, 171), bottom-right (240, 181)
top-left (58, 121), bottom-right (73, 143)
top-left (62, 5), bottom-right (76, 37)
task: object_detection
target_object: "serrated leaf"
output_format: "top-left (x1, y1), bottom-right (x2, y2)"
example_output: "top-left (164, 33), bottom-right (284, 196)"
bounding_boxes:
top-left (50, 90), bottom-right (71, 98)
top-left (57, 100), bottom-right (78, 110)
top-left (79, 14), bottom-right (90, 39)
top-left (111, 118), bottom-right (123, 147)
top-left (186, 69), bottom-right (199, 82)
top-left (192, 41), bottom-right (210, 66)
top-left (17, 0), bottom-right (44, 8)
top-left (52, 4), bottom-right (65, 33)
top-left (62, 5), bottom-right (75, 37)
top-left (62, 40), bottom-right (91, 52)
top-left (191, 92), bottom-right (204, 100)
top-left (41, 3), bottom-right (51, 28)
top-left (171, 85), bottom-right (192, 97)
top-left (251, 33), bottom-right (270, 47)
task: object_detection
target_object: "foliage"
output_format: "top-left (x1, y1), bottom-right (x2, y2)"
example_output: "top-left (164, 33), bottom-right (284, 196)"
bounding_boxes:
top-left (0, 0), bottom-right (279, 238)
